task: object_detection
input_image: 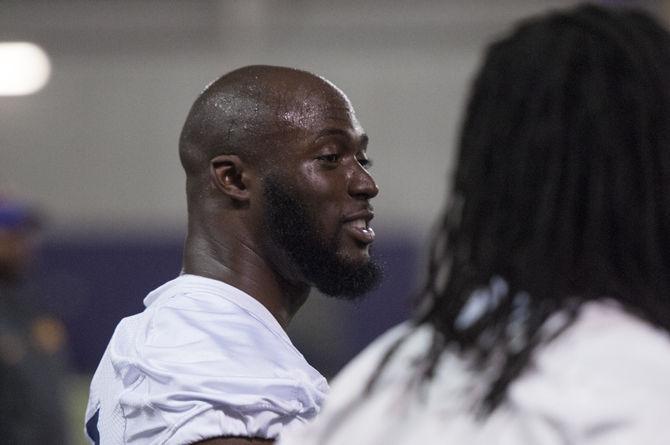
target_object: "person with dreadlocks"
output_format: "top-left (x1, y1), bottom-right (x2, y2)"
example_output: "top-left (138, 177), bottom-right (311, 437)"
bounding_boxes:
top-left (278, 4), bottom-right (670, 444)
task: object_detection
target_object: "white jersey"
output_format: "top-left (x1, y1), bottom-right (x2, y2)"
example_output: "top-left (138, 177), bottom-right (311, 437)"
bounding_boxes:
top-left (279, 300), bottom-right (670, 445)
top-left (85, 274), bottom-right (328, 445)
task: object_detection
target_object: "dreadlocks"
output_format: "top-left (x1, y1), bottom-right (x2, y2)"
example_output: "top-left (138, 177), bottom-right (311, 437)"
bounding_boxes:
top-left (382, 4), bottom-right (670, 414)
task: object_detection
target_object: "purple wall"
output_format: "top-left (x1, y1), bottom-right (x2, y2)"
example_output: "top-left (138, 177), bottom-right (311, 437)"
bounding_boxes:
top-left (34, 235), bottom-right (420, 377)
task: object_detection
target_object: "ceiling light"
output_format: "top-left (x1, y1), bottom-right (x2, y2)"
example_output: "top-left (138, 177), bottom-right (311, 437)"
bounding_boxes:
top-left (0, 42), bottom-right (51, 96)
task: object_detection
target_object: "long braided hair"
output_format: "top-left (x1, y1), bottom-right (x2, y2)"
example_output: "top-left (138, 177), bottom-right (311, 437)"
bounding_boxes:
top-left (376, 4), bottom-right (670, 414)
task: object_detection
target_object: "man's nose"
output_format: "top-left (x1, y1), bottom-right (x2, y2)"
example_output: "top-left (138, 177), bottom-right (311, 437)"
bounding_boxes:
top-left (349, 164), bottom-right (379, 200)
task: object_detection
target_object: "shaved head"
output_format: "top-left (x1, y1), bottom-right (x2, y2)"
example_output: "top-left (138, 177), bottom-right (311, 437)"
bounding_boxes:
top-left (179, 65), bottom-right (352, 180)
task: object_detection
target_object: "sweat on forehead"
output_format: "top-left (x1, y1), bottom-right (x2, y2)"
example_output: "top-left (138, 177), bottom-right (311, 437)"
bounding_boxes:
top-left (179, 65), bottom-right (353, 174)
top-left (213, 66), bottom-right (352, 122)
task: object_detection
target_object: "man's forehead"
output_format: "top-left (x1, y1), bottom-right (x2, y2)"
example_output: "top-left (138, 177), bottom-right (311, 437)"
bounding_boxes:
top-left (275, 86), bottom-right (360, 131)
top-left (207, 74), bottom-right (364, 143)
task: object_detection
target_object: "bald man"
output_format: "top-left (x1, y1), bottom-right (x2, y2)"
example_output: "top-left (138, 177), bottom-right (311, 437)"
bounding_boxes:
top-left (85, 66), bottom-right (381, 444)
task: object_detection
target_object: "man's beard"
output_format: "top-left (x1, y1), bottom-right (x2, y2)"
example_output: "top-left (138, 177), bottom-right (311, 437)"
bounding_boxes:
top-left (262, 176), bottom-right (382, 299)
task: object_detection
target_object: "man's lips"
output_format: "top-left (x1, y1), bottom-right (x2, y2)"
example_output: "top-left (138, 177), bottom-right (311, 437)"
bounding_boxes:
top-left (342, 210), bottom-right (375, 244)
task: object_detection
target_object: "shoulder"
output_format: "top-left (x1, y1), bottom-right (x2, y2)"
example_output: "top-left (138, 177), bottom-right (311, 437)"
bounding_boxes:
top-left (507, 300), bottom-right (670, 441)
top-left (525, 300), bottom-right (670, 387)
top-left (110, 275), bottom-right (312, 378)
top-left (89, 276), bottom-right (329, 444)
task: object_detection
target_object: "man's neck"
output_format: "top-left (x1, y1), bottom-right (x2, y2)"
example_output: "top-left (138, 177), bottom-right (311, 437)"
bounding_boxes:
top-left (181, 232), bottom-right (309, 329)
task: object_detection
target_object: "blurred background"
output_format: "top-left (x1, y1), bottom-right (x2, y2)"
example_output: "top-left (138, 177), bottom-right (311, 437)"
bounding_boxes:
top-left (1, 0), bottom-right (666, 442)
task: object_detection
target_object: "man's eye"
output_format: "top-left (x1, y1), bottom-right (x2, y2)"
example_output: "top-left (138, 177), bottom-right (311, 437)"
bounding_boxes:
top-left (318, 154), bottom-right (340, 163)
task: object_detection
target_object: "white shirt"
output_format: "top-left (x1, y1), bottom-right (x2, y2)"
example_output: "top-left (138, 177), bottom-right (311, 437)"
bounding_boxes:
top-left (85, 274), bottom-right (328, 445)
top-left (279, 301), bottom-right (670, 445)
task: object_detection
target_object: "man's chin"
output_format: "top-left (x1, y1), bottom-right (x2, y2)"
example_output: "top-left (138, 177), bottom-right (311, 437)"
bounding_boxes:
top-left (338, 252), bottom-right (372, 268)
top-left (311, 257), bottom-right (383, 300)
top-left (336, 237), bottom-right (375, 262)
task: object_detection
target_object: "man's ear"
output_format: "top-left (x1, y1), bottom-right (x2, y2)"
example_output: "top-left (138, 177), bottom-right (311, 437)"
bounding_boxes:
top-left (210, 154), bottom-right (253, 202)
